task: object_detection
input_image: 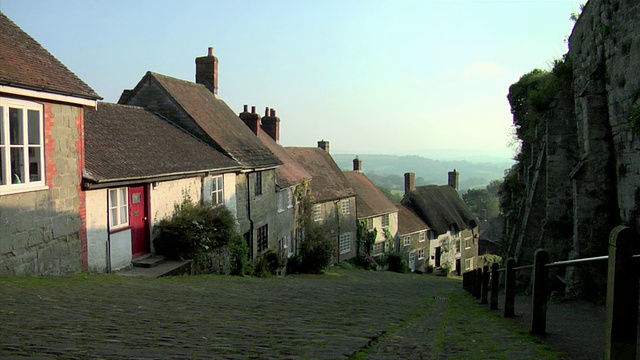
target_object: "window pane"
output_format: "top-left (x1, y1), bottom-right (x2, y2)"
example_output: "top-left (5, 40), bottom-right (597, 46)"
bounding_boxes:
top-left (28, 110), bottom-right (40, 145)
top-left (10, 147), bottom-right (24, 184)
top-left (9, 108), bottom-right (23, 145)
top-left (110, 208), bottom-right (118, 227)
top-left (0, 148), bottom-right (5, 185)
top-left (119, 188), bottom-right (127, 205)
top-left (28, 147), bottom-right (41, 181)
top-left (109, 189), bottom-right (118, 206)
top-left (0, 106), bottom-right (4, 145)
top-left (120, 205), bottom-right (127, 224)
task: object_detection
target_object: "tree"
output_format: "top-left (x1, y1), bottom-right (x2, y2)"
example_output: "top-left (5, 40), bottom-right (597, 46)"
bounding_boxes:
top-left (376, 185), bottom-right (402, 204)
top-left (463, 188), bottom-right (499, 219)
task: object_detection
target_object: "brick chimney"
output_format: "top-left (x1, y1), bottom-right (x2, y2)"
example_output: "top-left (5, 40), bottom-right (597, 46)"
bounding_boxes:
top-left (238, 105), bottom-right (261, 136)
top-left (195, 47), bottom-right (218, 95)
top-left (404, 172), bottom-right (415, 194)
top-left (261, 107), bottom-right (280, 143)
top-left (317, 140), bottom-right (330, 154)
top-left (353, 157), bottom-right (362, 172)
top-left (448, 169), bottom-right (459, 191)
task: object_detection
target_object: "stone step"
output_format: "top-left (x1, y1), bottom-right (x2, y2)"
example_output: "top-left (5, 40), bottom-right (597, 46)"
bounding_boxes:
top-left (118, 259), bottom-right (193, 278)
top-left (132, 255), bottom-right (167, 268)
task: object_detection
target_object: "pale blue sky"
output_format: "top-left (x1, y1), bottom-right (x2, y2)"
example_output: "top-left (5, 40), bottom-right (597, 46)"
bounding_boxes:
top-left (2, 0), bottom-right (582, 161)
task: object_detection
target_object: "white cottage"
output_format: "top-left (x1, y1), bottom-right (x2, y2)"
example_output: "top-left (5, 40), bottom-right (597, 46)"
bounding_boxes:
top-left (83, 102), bottom-right (241, 272)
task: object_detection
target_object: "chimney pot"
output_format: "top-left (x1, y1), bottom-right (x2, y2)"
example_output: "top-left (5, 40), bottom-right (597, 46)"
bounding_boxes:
top-left (317, 140), bottom-right (330, 154)
top-left (195, 46), bottom-right (219, 95)
top-left (265, 107), bottom-right (270, 116)
top-left (207, 47), bottom-right (214, 56)
top-left (404, 172), bottom-right (416, 194)
top-left (353, 157), bottom-right (362, 172)
top-left (243, 104), bottom-right (248, 112)
top-left (251, 106), bottom-right (256, 114)
top-left (271, 109), bottom-right (276, 116)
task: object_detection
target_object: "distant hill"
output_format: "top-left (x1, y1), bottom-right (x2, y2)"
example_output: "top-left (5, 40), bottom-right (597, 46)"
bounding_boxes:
top-left (333, 154), bottom-right (513, 193)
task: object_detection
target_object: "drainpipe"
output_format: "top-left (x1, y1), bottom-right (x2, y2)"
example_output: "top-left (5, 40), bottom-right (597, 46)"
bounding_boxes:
top-left (106, 190), bottom-right (112, 273)
top-left (247, 173), bottom-right (254, 260)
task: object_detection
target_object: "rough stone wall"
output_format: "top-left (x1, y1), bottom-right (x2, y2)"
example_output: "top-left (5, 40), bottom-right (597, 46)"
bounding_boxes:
top-left (0, 102), bottom-right (84, 275)
top-left (507, 0), bottom-right (640, 297)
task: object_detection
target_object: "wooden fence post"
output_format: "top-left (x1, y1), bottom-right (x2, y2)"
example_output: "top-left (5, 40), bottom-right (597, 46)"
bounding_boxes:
top-left (490, 262), bottom-right (499, 310)
top-left (475, 267), bottom-right (482, 300)
top-left (531, 248), bottom-right (549, 335)
top-left (481, 265), bottom-right (489, 304)
top-left (605, 226), bottom-right (640, 360)
top-left (504, 258), bottom-right (516, 318)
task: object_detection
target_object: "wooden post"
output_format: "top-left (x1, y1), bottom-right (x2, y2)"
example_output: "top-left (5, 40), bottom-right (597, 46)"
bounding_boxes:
top-left (475, 267), bottom-right (482, 300)
top-left (481, 265), bottom-right (489, 304)
top-left (605, 226), bottom-right (640, 360)
top-left (531, 248), bottom-right (549, 335)
top-left (490, 262), bottom-right (499, 310)
top-left (504, 258), bottom-right (516, 318)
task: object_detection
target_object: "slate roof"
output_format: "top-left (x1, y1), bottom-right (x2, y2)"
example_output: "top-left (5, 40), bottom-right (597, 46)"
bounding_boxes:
top-left (396, 204), bottom-right (430, 235)
top-left (257, 132), bottom-right (310, 189)
top-left (0, 13), bottom-right (100, 100)
top-left (84, 102), bottom-right (241, 182)
top-left (343, 171), bottom-right (396, 219)
top-left (286, 147), bottom-right (355, 202)
top-left (140, 72), bottom-right (281, 169)
top-left (401, 185), bottom-right (477, 236)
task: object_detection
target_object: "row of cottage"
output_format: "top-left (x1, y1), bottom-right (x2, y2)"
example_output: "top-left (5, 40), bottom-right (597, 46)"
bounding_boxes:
top-left (0, 13), bottom-right (479, 276)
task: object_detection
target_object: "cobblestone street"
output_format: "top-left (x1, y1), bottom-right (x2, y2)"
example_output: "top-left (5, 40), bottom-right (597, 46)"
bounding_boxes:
top-left (0, 270), bottom-right (559, 359)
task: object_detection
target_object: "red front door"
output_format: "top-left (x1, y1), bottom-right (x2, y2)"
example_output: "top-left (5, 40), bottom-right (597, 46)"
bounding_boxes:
top-left (129, 186), bottom-right (149, 258)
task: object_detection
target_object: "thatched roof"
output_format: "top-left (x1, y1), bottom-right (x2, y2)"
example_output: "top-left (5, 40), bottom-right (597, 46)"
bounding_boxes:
top-left (401, 185), bottom-right (477, 236)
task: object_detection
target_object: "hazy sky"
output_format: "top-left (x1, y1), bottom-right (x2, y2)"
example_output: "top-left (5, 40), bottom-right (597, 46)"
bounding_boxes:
top-left (2, 0), bottom-right (582, 161)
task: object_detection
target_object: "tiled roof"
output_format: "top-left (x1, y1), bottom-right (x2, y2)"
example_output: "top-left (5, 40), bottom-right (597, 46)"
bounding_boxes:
top-left (343, 171), bottom-right (397, 219)
top-left (257, 132), bottom-right (310, 188)
top-left (84, 102), bottom-right (241, 182)
top-left (286, 147), bottom-right (355, 202)
top-left (401, 185), bottom-right (477, 236)
top-left (0, 13), bottom-right (100, 100)
top-left (146, 72), bottom-right (281, 168)
top-left (396, 204), bottom-right (430, 235)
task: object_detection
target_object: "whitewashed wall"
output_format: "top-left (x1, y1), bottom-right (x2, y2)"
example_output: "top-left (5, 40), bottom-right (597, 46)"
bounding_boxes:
top-left (85, 189), bottom-right (132, 272)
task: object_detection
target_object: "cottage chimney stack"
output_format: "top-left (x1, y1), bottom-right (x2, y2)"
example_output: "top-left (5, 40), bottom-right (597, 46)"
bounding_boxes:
top-left (353, 157), bottom-right (362, 172)
top-left (317, 140), bottom-right (330, 154)
top-left (448, 169), bottom-right (459, 191)
top-left (261, 107), bottom-right (280, 143)
top-left (195, 46), bottom-right (219, 95)
top-left (404, 172), bottom-right (415, 194)
top-left (239, 105), bottom-right (261, 136)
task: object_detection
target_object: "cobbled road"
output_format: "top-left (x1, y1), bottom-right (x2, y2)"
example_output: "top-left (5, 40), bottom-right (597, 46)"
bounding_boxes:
top-left (0, 269), bottom-right (559, 359)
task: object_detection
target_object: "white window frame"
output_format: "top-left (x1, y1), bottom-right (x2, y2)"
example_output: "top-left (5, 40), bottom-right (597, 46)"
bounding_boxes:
top-left (418, 248), bottom-right (425, 260)
top-left (211, 175), bottom-right (224, 206)
top-left (419, 231), bottom-right (426, 242)
top-left (109, 187), bottom-right (129, 229)
top-left (465, 258), bottom-right (473, 271)
top-left (403, 235), bottom-right (411, 247)
top-left (0, 98), bottom-right (46, 194)
top-left (341, 199), bottom-right (350, 215)
top-left (313, 204), bottom-right (322, 222)
top-left (381, 214), bottom-right (389, 228)
top-left (277, 190), bottom-right (285, 212)
top-left (339, 233), bottom-right (351, 254)
top-left (286, 188), bottom-right (293, 209)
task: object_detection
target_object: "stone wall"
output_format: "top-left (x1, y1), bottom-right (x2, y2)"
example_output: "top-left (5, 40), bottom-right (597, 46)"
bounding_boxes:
top-left (0, 101), bottom-right (84, 275)
top-left (506, 0), bottom-right (640, 297)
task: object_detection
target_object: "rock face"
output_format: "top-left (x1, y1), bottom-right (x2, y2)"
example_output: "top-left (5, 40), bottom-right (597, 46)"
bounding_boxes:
top-left (505, 0), bottom-right (640, 298)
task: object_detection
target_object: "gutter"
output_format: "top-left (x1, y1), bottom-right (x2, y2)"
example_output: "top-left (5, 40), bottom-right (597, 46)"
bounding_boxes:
top-left (82, 167), bottom-right (242, 190)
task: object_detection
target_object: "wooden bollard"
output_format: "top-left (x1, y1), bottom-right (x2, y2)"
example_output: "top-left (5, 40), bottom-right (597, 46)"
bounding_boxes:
top-left (504, 258), bottom-right (516, 318)
top-left (605, 226), bottom-right (640, 360)
top-left (490, 262), bottom-right (499, 310)
top-left (475, 267), bottom-right (482, 300)
top-left (531, 249), bottom-right (549, 335)
top-left (481, 265), bottom-right (489, 304)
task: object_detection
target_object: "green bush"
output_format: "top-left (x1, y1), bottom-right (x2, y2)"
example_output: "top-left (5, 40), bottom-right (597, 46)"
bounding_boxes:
top-left (354, 255), bottom-right (377, 270)
top-left (153, 199), bottom-right (247, 275)
top-left (299, 221), bottom-right (336, 274)
top-left (387, 252), bottom-right (407, 273)
top-left (286, 255), bottom-right (303, 275)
